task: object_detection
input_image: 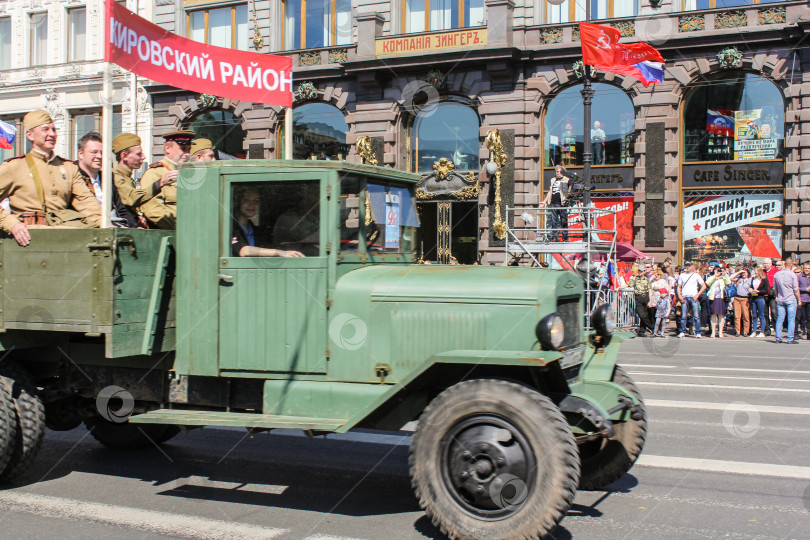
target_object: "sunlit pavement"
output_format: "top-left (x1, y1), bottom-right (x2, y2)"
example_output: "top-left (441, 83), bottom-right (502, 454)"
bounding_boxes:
top-left (0, 336), bottom-right (808, 539)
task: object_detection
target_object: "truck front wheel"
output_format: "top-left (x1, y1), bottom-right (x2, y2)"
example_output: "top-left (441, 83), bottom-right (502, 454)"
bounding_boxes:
top-left (578, 365), bottom-right (647, 490)
top-left (410, 379), bottom-right (580, 540)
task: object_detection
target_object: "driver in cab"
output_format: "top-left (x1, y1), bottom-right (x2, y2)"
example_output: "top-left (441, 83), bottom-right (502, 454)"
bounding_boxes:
top-left (231, 187), bottom-right (304, 258)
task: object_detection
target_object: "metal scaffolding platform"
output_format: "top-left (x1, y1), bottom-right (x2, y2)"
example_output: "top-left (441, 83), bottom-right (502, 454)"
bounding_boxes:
top-left (504, 205), bottom-right (619, 327)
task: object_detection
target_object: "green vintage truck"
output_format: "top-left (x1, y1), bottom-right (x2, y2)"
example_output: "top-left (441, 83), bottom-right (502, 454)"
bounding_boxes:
top-left (0, 160), bottom-right (645, 539)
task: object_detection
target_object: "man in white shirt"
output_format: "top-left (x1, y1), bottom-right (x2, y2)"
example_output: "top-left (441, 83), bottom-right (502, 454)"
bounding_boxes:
top-left (677, 262), bottom-right (707, 338)
top-left (76, 132), bottom-right (138, 227)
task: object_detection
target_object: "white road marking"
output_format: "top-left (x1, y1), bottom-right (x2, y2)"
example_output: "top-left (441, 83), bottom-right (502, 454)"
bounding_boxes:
top-left (160, 475), bottom-right (288, 495)
top-left (304, 535), bottom-right (367, 540)
top-left (645, 399), bottom-right (810, 415)
top-left (690, 366), bottom-right (810, 375)
top-left (628, 371), bottom-right (810, 383)
top-left (635, 381), bottom-right (810, 393)
top-left (637, 455), bottom-right (810, 480)
top-left (623, 352), bottom-right (808, 360)
top-left (0, 492), bottom-right (287, 540)
top-left (619, 364), bottom-right (676, 369)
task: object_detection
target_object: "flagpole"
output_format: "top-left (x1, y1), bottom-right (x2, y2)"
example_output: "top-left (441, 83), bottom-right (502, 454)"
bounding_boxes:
top-left (581, 1), bottom-right (593, 211)
top-left (101, 61), bottom-right (113, 228)
top-left (284, 106), bottom-right (293, 159)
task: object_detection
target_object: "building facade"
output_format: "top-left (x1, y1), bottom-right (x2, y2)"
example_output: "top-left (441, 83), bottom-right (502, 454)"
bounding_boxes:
top-left (0, 0), bottom-right (153, 162)
top-left (150, 1), bottom-right (808, 263)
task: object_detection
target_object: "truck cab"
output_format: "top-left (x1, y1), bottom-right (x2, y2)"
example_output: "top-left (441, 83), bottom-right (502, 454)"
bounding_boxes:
top-left (0, 160), bottom-right (646, 540)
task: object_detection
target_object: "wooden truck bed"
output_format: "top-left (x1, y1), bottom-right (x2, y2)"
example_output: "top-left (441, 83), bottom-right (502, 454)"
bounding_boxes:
top-left (0, 229), bottom-right (176, 358)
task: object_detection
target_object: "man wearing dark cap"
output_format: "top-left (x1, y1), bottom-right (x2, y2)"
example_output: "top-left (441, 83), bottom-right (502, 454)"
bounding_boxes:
top-left (77, 132), bottom-right (139, 228)
top-left (0, 109), bottom-right (101, 246)
top-left (138, 130), bottom-right (194, 229)
top-left (190, 138), bottom-right (216, 162)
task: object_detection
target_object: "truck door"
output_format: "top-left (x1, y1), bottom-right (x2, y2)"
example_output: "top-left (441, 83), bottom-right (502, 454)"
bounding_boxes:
top-left (217, 177), bottom-right (328, 375)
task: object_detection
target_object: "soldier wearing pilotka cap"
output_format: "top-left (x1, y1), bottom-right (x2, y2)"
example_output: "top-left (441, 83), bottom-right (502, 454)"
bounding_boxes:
top-left (190, 138), bottom-right (216, 162)
top-left (137, 130), bottom-right (195, 229)
top-left (0, 109), bottom-right (101, 246)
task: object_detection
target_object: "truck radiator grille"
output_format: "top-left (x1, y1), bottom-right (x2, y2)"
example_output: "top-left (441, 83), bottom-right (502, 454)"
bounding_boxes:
top-left (557, 297), bottom-right (583, 368)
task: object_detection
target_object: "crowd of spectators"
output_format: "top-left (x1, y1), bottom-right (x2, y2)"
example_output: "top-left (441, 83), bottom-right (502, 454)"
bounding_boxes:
top-left (618, 257), bottom-right (808, 344)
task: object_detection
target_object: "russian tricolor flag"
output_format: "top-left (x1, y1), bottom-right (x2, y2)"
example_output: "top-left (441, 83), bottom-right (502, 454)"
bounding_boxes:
top-left (0, 119), bottom-right (16, 150)
top-left (594, 61), bottom-right (664, 88)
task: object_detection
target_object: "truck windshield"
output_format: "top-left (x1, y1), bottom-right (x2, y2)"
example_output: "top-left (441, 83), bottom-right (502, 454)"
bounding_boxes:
top-left (366, 183), bottom-right (419, 253)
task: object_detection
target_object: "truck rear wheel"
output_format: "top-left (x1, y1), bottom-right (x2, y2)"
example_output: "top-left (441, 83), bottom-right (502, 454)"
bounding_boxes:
top-left (84, 417), bottom-right (177, 450)
top-left (0, 361), bottom-right (46, 482)
top-left (578, 365), bottom-right (647, 490)
top-left (410, 379), bottom-right (580, 540)
top-left (0, 379), bottom-right (17, 477)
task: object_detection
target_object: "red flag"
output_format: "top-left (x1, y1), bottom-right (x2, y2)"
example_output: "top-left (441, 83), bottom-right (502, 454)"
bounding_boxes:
top-left (579, 22), bottom-right (664, 67)
top-left (104, 0), bottom-right (292, 106)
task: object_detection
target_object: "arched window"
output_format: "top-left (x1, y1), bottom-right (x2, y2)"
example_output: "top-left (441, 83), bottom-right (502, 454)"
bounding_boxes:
top-left (683, 72), bottom-right (784, 162)
top-left (410, 98), bottom-right (480, 173)
top-left (187, 110), bottom-right (246, 159)
top-left (544, 83), bottom-right (635, 167)
top-left (292, 103), bottom-right (349, 160)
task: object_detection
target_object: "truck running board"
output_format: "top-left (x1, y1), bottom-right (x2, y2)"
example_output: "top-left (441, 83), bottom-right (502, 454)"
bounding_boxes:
top-left (127, 409), bottom-right (348, 432)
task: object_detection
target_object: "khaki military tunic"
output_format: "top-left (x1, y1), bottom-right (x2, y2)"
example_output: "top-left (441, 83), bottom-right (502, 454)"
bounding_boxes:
top-left (137, 158), bottom-right (177, 229)
top-left (0, 150), bottom-right (101, 233)
top-left (113, 162), bottom-right (161, 209)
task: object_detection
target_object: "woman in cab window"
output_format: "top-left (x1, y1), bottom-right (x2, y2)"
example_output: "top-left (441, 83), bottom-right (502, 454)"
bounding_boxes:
top-left (231, 187), bottom-right (304, 258)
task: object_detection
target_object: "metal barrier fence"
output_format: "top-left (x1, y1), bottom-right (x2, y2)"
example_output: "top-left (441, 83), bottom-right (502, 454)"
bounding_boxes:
top-left (602, 289), bottom-right (638, 329)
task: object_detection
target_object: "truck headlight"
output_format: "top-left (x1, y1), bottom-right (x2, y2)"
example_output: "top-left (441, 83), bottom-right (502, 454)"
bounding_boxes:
top-left (591, 303), bottom-right (616, 337)
top-left (536, 313), bottom-right (565, 350)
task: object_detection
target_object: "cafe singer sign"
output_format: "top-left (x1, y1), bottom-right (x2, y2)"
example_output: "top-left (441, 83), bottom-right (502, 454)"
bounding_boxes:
top-left (376, 29), bottom-right (487, 56)
top-left (682, 161), bottom-right (783, 188)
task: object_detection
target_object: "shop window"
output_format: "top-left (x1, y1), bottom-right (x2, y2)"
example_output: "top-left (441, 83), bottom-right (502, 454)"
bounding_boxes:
top-left (682, 0), bottom-right (783, 11)
top-left (0, 17), bottom-right (11, 70)
top-left (290, 103), bottom-right (349, 160)
top-left (546, 0), bottom-right (637, 24)
top-left (29, 12), bottom-right (47, 66)
top-left (283, 0), bottom-right (351, 50)
top-left (69, 110), bottom-right (122, 159)
top-left (186, 109), bottom-right (247, 159)
top-left (409, 99), bottom-right (480, 173)
top-left (683, 72), bottom-right (783, 162)
top-left (544, 83), bottom-right (635, 167)
top-left (67, 7), bottom-right (87, 62)
top-left (404, 0), bottom-right (485, 33)
top-left (187, 4), bottom-right (249, 51)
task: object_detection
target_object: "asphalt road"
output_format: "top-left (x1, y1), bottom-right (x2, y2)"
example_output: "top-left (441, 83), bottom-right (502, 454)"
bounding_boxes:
top-left (1, 336), bottom-right (809, 539)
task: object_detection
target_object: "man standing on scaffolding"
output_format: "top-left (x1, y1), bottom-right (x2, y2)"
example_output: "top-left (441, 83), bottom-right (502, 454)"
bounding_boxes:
top-left (540, 165), bottom-right (570, 242)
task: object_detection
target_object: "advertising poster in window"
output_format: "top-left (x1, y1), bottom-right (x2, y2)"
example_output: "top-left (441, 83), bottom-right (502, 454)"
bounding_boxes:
top-left (734, 109), bottom-right (778, 160)
top-left (566, 196), bottom-right (633, 243)
top-left (683, 193), bottom-right (782, 264)
top-left (385, 192), bottom-right (401, 249)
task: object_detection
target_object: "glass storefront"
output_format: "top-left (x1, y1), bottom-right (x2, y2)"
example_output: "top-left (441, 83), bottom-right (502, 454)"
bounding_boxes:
top-left (291, 103), bottom-right (350, 160)
top-left (410, 98), bottom-right (480, 173)
top-left (683, 72), bottom-right (784, 163)
top-left (187, 109), bottom-right (247, 159)
top-left (544, 83), bottom-right (635, 167)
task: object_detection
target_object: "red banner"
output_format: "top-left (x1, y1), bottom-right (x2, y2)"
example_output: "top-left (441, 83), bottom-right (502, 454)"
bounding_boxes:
top-left (104, 0), bottom-right (292, 106)
top-left (579, 22), bottom-right (664, 67)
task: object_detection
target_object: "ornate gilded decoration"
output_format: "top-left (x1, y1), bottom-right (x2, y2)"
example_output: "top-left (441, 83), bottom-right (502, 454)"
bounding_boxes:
top-left (433, 157), bottom-right (455, 179)
top-left (572, 60), bottom-right (596, 79)
top-left (329, 48), bottom-right (349, 64)
top-left (356, 136), bottom-right (378, 166)
top-left (715, 10), bottom-right (747, 29)
top-left (250, 0), bottom-right (264, 50)
top-left (299, 51), bottom-right (322, 66)
top-left (486, 129), bottom-right (508, 240)
top-left (758, 6), bottom-right (785, 25)
top-left (540, 28), bottom-right (563, 44)
top-left (296, 81), bottom-right (318, 101)
top-left (199, 94), bottom-right (218, 108)
top-left (717, 46), bottom-right (743, 69)
top-left (679, 14), bottom-right (705, 32)
top-left (416, 159), bottom-right (479, 200)
top-left (572, 26), bottom-right (580, 42)
top-left (425, 70), bottom-right (446, 89)
top-left (612, 21), bottom-right (635, 37)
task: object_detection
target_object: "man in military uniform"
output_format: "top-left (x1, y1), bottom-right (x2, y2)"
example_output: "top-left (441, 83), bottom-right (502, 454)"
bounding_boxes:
top-left (111, 132), bottom-right (166, 229)
top-left (137, 130), bottom-right (194, 229)
top-left (0, 109), bottom-right (101, 246)
top-left (190, 138), bottom-right (216, 162)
